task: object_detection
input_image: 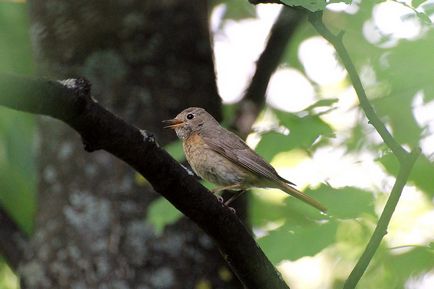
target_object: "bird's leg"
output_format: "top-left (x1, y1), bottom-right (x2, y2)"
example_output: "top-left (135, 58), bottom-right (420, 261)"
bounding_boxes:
top-left (224, 189), bottom-right (246, 206)
top-left (211, 184), bottom-right (244, 213)
top-left (211, 184), bottom-right (243, 194)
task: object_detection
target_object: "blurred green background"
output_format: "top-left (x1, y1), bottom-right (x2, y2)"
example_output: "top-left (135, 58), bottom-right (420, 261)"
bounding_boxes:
top-left (1, 0), bottom-right (434, 288)
top-left (0, 1), bottom-right (36, 288)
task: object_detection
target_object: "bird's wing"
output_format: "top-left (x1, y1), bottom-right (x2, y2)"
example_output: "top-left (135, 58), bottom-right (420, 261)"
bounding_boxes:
top-left (200, 127), bottom-right (295, 186)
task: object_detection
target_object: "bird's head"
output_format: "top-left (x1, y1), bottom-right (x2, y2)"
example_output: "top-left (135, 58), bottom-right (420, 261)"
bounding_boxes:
top-left (163, 107), bottom-right (217, 139)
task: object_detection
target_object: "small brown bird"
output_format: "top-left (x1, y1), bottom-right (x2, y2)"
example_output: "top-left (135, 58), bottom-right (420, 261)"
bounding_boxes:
top-left (163, 107), bottom-right (326, 212)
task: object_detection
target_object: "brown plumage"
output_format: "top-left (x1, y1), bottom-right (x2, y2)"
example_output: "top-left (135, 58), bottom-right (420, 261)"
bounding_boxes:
top-left (163, 107), bottom-right (326, 212)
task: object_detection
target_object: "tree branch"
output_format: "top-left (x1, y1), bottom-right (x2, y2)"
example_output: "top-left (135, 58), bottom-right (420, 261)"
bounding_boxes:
top-left (0, 74), bottom-right (290, 289)
top-left (307, 12), bottom-right (421, 289)
top-left (343, 150), bottom-right (420, 289)
top-left (308, 12), bottom-right (408, 161)
top-left (235, 7), bottom-right (305, 136)
top-left (244, 7), bottom-right (304, 108)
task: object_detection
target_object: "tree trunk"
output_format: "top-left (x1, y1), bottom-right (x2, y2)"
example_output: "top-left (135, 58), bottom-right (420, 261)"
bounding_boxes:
top-left (19, 1), bottom-right (241, 288)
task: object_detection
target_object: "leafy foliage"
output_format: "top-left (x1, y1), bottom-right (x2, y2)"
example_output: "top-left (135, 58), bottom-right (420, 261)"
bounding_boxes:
top-left (258, 220), bottom-right (338, 262)
top-left (0, 2), bottom-right (36, 234)
top-left (256, 110), bottom-right (333, 161)
top-left (379, 153), bottom-right (434, 198)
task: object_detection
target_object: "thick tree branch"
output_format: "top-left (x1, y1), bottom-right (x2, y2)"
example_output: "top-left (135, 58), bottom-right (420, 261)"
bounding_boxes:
top-left (0, 206), bottom-right (28, 270)
top-left (0, 74), bottom-right (290, 289)
top-left (307, 12), bottom-right (421, 289)
top-left (244, 7), bottom-right (304, 108)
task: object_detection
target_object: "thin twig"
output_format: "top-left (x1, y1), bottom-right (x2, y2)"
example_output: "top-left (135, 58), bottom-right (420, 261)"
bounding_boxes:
top-left (343, 149), bottom-right (420, 289)
top-left (309, 11), bottom-right (408, 161)
top-left (308, 11), bottom-right (421, 289)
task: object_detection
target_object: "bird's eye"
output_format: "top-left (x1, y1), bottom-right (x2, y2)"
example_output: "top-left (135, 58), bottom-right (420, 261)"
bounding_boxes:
top-left (186, 113), bottom-right (194, 120)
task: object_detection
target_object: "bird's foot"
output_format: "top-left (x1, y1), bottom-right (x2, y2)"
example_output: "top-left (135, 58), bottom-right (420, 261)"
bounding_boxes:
top-left (216, 195), bottom-right (224, 203)
top-left (228, 206), bottom-right (236, 214)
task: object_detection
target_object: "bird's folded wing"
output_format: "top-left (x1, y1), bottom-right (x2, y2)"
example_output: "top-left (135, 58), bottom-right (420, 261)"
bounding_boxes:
top-left (201, 129), bottom-right (295, 186)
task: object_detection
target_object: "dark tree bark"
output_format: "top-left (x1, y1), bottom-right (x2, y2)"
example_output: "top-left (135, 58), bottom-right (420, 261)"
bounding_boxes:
top-left (17, 1), bottom-right (240, 288)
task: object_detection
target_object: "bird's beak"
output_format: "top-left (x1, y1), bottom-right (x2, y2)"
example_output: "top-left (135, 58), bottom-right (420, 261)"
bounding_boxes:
top-left (162, 118), bottom-right (185, 129)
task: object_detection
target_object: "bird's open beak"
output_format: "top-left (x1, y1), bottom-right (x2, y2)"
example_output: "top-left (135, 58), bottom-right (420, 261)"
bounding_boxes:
top-left (162, 118), bottom-right (184, 129)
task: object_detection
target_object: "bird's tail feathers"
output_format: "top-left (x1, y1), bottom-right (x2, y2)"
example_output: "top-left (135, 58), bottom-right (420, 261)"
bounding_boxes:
top-left (279, 181), bottom-right (327, 212)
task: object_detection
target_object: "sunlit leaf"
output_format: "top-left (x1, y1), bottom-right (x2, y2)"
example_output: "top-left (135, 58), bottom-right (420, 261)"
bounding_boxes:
top-left (303, 98), bottom-right (339, 112)
top-left (0, 258), bottom-right (18, 289)
top-left (256, 110), bottom-right (333, 161)
top-left (212, 0), bottom-right (256, 21)
top-left (385, 247), bottom-right (434, 286)
top-left (416, 11), bottom-right (432, 24)
top-left (258, 220), bottom-right (338, 262)
top-left (307, 185), bottom-right (376, 219)
top-left (379, 153), bottom-right (434, 198)
top-left (373, 31), bottom-right (434, 146)
top-left (413, 0), bottom-right (428, 8)
top-left (250, 194), bottom-right (287, 228)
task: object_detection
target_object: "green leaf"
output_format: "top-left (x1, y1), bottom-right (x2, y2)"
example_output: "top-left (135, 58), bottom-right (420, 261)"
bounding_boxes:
top-left (0, 107), bottom-right (36, 234)
top-left (303, 98), bottom-right (339, 112)
top-left (0, 2), bottom-right (34, 74)
top-left (256, 132), bottom-right (297, 162)
top-left (258, 220), bottom-right (338, 263)
top-left (211, 0), bottom-right (256, 21)
top-left (416, 11), bottom-right (432, 24)
top-left (307, 185), bottom-right (376, 219)
top-left (385, 247), bottom-right (434, 286)
top-left (274, 110), bottom-right (334, 141)
top-left (0, 1), bottom-right (36, 235)
top-left (412, 0), bottom-right (427, 8)
top-left (280, 0), bottom-right (326, 12)
top-left (147, 197), bottom-right (183, 235)
top-left (373, 31), bottom-right (434, 147)
top-left (0, 257), bottom-right (19, 289)
top-left (0, 165), bottom-right (36, 234)
top-left (255, 110), bottom-right (333, 161)
top-left (379, 153), bottom-right (434, 198)
top-left (250, 194), bottom-right (286, 228)
top-left (329, 0), bottom-right (352, 3)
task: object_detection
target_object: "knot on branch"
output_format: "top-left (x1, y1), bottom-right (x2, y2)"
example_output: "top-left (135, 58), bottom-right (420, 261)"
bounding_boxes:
top-left (57, 77), bottom-right (93, 120)
top-left (140, 129), bottom-right (157, 145)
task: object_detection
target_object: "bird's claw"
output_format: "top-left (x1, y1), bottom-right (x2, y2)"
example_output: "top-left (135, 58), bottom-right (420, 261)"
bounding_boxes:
top-left (216, 195), bottom-right (224, 203)
top-left (228, 206), bottom-right (236, 214)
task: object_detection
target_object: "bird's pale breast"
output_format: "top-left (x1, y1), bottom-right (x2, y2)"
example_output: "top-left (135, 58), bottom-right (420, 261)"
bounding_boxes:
top-left (183, 133), bottom-right (252, 186)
